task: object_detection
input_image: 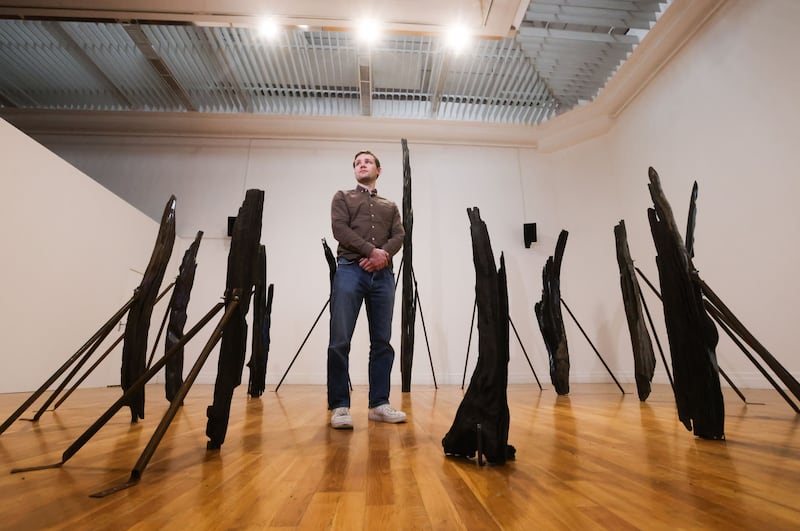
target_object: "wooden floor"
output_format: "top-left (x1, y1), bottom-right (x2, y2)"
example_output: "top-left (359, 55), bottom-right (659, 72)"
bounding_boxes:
top-left (0, 383), bottom-right (798, 530)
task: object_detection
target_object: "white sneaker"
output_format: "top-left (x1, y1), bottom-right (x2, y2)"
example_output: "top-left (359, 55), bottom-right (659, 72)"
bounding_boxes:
top-left (330, 407), bottom-right (353, 429)
top-left (368, 404), bottom-right (407, 424)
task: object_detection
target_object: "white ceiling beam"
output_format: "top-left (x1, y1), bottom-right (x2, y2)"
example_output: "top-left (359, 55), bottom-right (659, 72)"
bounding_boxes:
top-left (122, 23), bottom-right (197, 111)
top-left (524, 12), bottom-right (654, 30)
top-left (519, 25), bottom-right (641, 44)
top-left (533, 0), bottom-right (661, 11)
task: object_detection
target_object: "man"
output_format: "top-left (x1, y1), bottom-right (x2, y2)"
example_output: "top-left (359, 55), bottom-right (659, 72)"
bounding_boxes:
top-left (327, 150), bottom-right (406, 429)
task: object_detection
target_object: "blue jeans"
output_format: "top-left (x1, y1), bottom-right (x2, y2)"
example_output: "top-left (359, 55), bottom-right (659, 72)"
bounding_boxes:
top-left (327, 258), bottom-right (396, 409)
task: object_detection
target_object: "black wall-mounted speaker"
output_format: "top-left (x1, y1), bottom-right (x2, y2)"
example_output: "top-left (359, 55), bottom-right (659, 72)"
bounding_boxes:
top-left (523, 223), bottom-right (537, 248)
top-left (227, 216), bottom-right (237, 237)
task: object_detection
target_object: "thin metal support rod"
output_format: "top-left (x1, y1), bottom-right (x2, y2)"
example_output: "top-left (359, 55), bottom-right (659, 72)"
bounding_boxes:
top-left (0, 294), bottom-right (136, 435)
top-left (32, 325), bottom-right (117, 421)
top-left (146, 283), bottom-right (177, 369)
top-left (697, 276), bottom-right (800, 403)
top-left (508, 316), bottom-right (542, 390)
top-left (718, 366), bottom-right (747, 404)
top-left (394, 257), bottom-right (404, 290)
top-left (704, 301), bottom-right (799, 414)
top-left (637, 266), bottom-right (749, 404)
top-left (89, 298), bottom-right (239, 498)
top-left (274, 298), bottom-right (332, 392)
top-left (634, 266), bottom-right (661, 301)
top-left (462, 297), bottom-right (477, 390)
top-left (633, 269), bottom-right (674, 391)
top-left (12, 301), bottom-right (226, 474)
top-left (53, 333), bottom-right (125, 411)
top-left (35, 283), bottom-right (175, 420)
top-left (55, 283), bottom-right (176, 412)
top-left (411, 269), bottom-right (437, 389)
top-left (560, 297), bottom-right (626, 395)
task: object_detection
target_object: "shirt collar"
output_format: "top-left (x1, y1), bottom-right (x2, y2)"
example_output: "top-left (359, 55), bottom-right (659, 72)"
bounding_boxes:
top-left (356, 184), bottom-right (378, 196)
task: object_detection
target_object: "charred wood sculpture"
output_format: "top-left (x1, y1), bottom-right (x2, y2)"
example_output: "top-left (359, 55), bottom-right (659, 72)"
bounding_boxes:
top-left (400, 138), bottom-right (415, 392)
top-left (442, 207), bottom-right (515, 465)
top-left (647, 167), bottom-right (724, 440)
top-left (535, 230), bottom-right (570, 395)
top-left (121, 195), bottom-right (176, 422)
top-left (206, 189), bottom-right (264, 449)
top-left (614, 220), bottom-right (656, 400)
top-left (247, 245), bottom-right (274, 398)
top-left (165, 231), bottom-right (203, 403)
top-left (679, 181), bottom-right (800, 409)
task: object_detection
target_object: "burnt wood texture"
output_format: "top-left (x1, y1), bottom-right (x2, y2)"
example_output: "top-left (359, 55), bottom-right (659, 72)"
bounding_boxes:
top-left (247, 245), bottom-right (274, 397)
top-left (400, 138), bottom-right (415, 392)
top-left (534, 230), bottom-right (570, 395)
top-left (442, 207), bottom-right (515, 465)
top-left (614, 220), bottom-right (656, 400)
top-left (647, 168), bottom-right (724, 440)
top-left (122, 196), bottom-right (176, 422)
top-left (165, 231), bottom-right (202, 403)
top-left (206, 189), bottom-right (264, 449)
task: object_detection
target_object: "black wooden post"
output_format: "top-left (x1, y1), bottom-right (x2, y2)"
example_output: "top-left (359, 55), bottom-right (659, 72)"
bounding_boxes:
top-left (165, 231), bottom-right (203, 402)
top-left (206, 189), bottom-right (263, 449)
top-left (121, 196), bottom-right (177, 422)
top-left (534, 230), bottom-right (570, 395)
top-left (400, 138), bottom-right (415, 392)
top-left (614, 220), bottom-right (656, 400)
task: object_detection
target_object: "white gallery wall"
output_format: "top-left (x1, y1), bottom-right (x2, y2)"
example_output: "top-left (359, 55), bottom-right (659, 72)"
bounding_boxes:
top-left (0, 119), bottom-right (177, 393)
top-left (519, 0), bottom-right (800, 387)
top-left (41, 137), bottom-right (551, 389)
top-left (4, 0), bottom-right (798, 394)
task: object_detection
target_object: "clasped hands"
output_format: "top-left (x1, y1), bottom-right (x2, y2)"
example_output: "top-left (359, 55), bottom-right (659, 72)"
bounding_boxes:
top-left (359, 248), bottom-right (390, 272)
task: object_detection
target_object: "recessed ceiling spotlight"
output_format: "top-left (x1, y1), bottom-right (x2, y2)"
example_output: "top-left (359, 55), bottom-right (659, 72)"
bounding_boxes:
top-left (257, 17), bottom-right (280, 40)
top-left (356, 18), bottom-right (381, 44)
top-left (445, 25), bottom-right (470, 53)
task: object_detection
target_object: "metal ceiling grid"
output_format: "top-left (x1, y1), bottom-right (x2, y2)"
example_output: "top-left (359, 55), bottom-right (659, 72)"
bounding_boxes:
top-left (519, 0), bottom-right (665, 108)
top-left (0, 1), bottom-right (666, 125)
top-left (438, 38), bottom-right (558, 124)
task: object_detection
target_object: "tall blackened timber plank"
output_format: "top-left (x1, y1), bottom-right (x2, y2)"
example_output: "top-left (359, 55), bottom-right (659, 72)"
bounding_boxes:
top-left (534, 230), bottom-right (570, 395)
top-left (121, 196), bottom-right (176, 422)
top-left (400, 138), bottom-right (415, 393)
top-left (165, 230), bottom-right (202, 403)
top-left (614, 220), bottom-right (656, 401)
top-left (247, 245), bottom-right (273, 398)
top-left (206, 189), bottom-right (264, 448)
top-left (442, 207), bottom-right (515, 465)
top-left (647, 167), bottom-right (724, 440)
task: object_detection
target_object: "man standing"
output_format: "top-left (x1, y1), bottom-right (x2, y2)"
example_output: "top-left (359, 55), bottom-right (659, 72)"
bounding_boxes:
top-left (327, 150), bottom-right (407, 429)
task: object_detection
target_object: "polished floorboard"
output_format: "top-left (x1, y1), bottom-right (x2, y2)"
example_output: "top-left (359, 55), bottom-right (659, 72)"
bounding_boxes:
top-left (0, 383), bottom-right (798, 530)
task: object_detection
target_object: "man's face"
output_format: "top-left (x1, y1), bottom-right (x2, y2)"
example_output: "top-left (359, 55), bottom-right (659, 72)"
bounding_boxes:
top-left (353, 153), bottom-right (381, 184)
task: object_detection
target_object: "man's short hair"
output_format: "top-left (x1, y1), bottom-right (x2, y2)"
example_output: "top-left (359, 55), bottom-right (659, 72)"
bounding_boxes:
top-left (353, 150), bottom-right (381, 169)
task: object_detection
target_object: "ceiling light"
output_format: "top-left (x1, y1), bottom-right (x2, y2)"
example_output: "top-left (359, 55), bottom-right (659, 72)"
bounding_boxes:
top-left (356, 18), bottom-right (381, 44)
top-left (445, 25), bottom-right (471, 53)
top-left (257, 18), bottom-right (280, 40)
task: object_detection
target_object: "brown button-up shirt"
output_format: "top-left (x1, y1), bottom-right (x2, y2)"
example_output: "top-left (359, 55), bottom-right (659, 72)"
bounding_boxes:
top-left (331, 185), bottom-right (405, 263)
